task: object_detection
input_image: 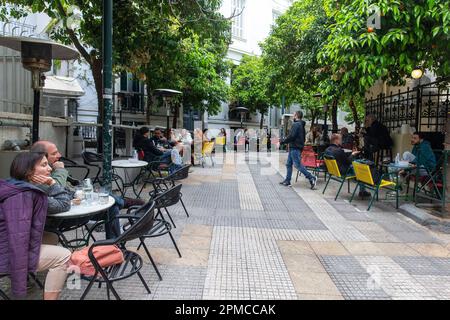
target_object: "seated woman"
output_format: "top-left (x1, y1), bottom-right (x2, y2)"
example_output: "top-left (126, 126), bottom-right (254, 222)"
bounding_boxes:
top-left (0, 152), bottom-right (72, 300)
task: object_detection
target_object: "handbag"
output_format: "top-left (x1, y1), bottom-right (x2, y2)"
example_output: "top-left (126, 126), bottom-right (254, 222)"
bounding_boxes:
top-left (70, 245), bottom-right (124, 276)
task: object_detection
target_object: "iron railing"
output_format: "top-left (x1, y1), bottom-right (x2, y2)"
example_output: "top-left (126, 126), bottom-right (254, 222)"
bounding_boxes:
top-left (365, 78), bottom-right (449, 135)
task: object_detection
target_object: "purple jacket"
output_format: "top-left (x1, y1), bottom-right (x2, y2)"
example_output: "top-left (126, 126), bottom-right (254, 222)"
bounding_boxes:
top-left (0, 179), bottom-right (48, 297)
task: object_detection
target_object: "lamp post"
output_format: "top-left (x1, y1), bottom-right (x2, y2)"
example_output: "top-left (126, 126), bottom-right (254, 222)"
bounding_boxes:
top-left (102, 0), bottom-right (113, 190)
top-left (0, 36), bottom-right (79, 143)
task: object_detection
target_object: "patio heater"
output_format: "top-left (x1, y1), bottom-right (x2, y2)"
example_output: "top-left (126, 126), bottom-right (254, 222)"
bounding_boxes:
top-left (0, 36), bottom-right (79, 143)
top-left (235, 106), bottom-right (249, 128)
top-left (154, 89), bottom-right (182, 132)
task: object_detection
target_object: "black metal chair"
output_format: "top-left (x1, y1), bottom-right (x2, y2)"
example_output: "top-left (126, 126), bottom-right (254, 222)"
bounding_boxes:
top-left (129, 186), bottom-right (183, 281)
top-left (81, 151), bottom-right (103, 184)
top-left (60, 157), bottom-right (90, 184)
top-left (138, 165), bottom-right (190, 218)
top-left (78, 201), bottom-right (156, 300)
top-left (81, 151), bottom-right (124, 195)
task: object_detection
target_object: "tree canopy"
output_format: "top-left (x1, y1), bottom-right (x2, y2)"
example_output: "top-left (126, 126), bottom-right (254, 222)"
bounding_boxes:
top-left (230, 55), bottom-right (272, 128)
top-left (0, 0), bottom-right (232, 118)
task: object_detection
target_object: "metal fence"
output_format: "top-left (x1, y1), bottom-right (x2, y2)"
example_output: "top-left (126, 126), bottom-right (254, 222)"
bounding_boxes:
top-left (365, 78), bottom-right (449, 135)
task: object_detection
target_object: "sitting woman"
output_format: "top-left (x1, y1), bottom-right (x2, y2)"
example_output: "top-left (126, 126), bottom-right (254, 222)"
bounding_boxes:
top-left (0, 152), bottom-right (72, 300)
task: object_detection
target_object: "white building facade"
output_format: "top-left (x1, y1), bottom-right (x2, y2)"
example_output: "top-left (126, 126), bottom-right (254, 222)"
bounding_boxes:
top-left (206, 0), bottom-right (293, 132)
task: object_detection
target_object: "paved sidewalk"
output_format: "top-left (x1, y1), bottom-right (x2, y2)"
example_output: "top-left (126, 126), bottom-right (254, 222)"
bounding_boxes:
top-left (3, 152), bottom-right (450, 300)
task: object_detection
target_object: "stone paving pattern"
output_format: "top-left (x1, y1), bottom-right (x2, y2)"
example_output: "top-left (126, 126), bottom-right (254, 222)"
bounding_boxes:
top-left (2, 152), bottom-right (450, 300)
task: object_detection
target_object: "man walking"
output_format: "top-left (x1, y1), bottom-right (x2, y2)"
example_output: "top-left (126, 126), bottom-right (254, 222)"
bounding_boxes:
top-left (280, 111), bottom-right (318, 189)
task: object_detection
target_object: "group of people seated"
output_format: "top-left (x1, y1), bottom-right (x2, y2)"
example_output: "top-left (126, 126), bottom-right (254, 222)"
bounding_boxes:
top-left (0, 140), bottom-right (144, 300)
top-left (324, 127), bottom-right (437, 198)
top-left (133, 127), bottom-right (191, 172)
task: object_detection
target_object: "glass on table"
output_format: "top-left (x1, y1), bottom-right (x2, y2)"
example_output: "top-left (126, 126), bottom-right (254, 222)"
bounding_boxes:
top-left (98, 187), bottom-right (110, 205)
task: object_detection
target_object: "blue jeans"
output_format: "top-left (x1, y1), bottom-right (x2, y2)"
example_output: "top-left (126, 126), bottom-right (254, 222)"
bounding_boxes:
top-left (285, 148), bottom-right (314, 183)
top-left (159, 151), bottom-right (182, 174)
top-left (104, 194), bottom-right (124, 239)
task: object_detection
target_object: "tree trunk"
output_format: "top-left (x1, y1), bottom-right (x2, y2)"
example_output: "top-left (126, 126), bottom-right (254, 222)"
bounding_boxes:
top-left (146, 81), bottom-right (153, 125)
top-left (446, 115), bottom-right (450, 213)
top-left (91, 57), bottom-right (104, 153)
top-left (260, 112), bottom-right (264, 130)
top-left (331, 99), bottom-right (338, 133)
top-left (348, 99), bottom-right (361, 132)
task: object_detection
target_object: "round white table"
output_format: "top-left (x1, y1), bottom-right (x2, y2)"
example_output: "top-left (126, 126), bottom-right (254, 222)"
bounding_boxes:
top-left (49, 196), bottom-right (116, 219)
top-left (112, 159), bottom-right (148, 197)
top-left (112, 159), bottom-right (148, 168)
top-left (47, 196), bottom-right (116, 249)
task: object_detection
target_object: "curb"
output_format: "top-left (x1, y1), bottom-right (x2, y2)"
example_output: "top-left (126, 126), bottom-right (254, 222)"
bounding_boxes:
top-left (398, 204), bottom-right (450, 234)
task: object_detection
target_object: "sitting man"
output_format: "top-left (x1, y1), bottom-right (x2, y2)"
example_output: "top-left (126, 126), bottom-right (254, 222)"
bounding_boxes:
top-left (30, 141), bottom-right (127, 239)
top-left (324, 134), bottom-right (372, 198)
top-left (402, 132), bottom-right (436, 176)
top-left (363, 113), bottom-right (393, 161)
top-left (133, 127), bottom-right (182, 173)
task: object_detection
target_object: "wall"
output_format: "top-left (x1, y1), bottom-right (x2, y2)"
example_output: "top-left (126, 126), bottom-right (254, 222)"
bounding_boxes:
top-left (0, 111), bottom-right (68, 151)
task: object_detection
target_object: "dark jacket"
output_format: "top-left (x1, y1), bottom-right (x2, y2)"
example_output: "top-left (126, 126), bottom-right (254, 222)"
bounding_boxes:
top-left (133, 134), bottom-right (164, 163)
top-left (365, 120), bottom-right (393, 149)
top-left (300, 120), bottom-right (306, 143)
top-left (0, 179), bottom-right (48, 297)
top-left (282, 119), bottom-right (305, 150)
top-left (412, 140), bottom-right (436, 172)
top-left (324, 144), bottom-right (354, 175)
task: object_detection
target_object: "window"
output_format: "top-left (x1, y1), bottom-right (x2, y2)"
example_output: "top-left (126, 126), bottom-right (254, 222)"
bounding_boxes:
top-left (231, 0), bottom-right (245, 39)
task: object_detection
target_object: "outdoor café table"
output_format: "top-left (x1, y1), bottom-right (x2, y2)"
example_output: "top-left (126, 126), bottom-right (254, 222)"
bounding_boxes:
top-left (46, 196), bottom-right (115, 249)
top-left (380, 162), bottom-right (415, 203)
top-left (112, 159), bottom-right (148, 197)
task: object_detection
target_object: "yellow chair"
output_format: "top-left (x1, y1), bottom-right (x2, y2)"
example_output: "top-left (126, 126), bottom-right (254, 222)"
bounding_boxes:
top-left (322, 156), bottom-right (355, 201)
top-left (198, 141), bottom-right (215, 167)
top-left (350, 161), bottom-right (397, 210)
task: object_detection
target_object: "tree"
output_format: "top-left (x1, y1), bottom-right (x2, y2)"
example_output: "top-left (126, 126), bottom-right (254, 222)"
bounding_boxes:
top-left (320, 0), bottom-right (450, 97)
top-left (230, 55), bottom-right (272, 129)
top-left (261, 0), bottom-right (338, 128)
top-left (118, 0), bottom-right (231, 124)
top-left (1, 0), bottom-right (231, 137)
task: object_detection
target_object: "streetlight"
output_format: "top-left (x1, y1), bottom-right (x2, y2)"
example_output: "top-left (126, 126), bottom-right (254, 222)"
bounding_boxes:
top-left (411, 66), bottom-right (424, 80)
top-left (0, 36), bottom-right (79, 142)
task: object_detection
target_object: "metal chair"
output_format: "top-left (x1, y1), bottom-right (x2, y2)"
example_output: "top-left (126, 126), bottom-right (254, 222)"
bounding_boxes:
top-left (60, 157), bottom-right (90, 183)
top-left (78, 201), bottom-right (156, 300)
top-left (81, 151), bottom-right (124, 194)
top-left (197, 141), bottom-right (215, 167)
top-left (138, 165), bottom-right (190, 218)
top-left (295, 146), bottom-right (327, 182)
top-left (322, 155), bottom-right (355, 201)
top-left (349, 161), bottom-right (397, 210)
top-left (81, 151), bottom-right (103, 184)
top-left (130, 186), bottom-right (183, 281)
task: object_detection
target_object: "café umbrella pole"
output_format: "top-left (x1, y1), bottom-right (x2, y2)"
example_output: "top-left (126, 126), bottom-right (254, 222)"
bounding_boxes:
top-left (102, 0), bottom-right (113, 190)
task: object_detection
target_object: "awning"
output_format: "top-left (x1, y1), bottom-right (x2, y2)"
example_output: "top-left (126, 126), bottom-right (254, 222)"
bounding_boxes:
top-left (42, 75), bottom-right (85, 97)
